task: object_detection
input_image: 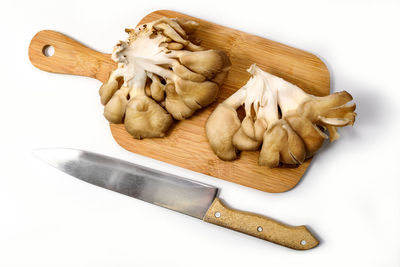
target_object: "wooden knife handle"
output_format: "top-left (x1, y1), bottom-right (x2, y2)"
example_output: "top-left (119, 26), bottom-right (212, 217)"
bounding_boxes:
top-left (203, 198), bottom-right (319, 250)
top-left (28, 30), bottom-right (116, 82)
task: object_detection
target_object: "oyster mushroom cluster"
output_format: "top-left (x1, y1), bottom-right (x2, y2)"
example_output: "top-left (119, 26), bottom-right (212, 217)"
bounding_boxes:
top-left (99, 17), bottom-right (231, 139)
top-left (206, 64), bottom-right (356, 168)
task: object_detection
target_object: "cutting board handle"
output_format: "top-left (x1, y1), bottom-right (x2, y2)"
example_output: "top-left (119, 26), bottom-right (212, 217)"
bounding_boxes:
top-left (28, 30), bottom-right (115, 81)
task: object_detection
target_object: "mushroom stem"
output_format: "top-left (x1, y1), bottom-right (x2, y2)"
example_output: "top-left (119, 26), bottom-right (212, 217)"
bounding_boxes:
top-left (128, 69), bottom-right (147, 98)
top-left (141, 62), bottom-right (176, 81)
top-left (224, 88), bottom-right (246, 109)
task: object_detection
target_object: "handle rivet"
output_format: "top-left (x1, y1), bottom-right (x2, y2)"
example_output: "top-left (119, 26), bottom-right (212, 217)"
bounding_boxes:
top-left (214, 211), bottom-right (221, 218)
top-left (42, 45), bottom-right (55, 57)
top-left (301, 240), bottom-right (307, 246)
top-left (257, 226), bottom-right (263, 232)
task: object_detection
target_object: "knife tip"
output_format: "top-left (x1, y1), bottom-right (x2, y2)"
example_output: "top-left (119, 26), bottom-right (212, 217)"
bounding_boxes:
top-left (32, 148), bottom-right (52, 162)
top-left (32, 148), bottom-right (81, 164)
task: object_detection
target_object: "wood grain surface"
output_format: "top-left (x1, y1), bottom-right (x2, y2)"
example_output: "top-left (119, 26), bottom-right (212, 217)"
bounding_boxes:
top-left (204, 198), bottom-right (319, 249)
top-left (28, 10), bottom-right (330, 193)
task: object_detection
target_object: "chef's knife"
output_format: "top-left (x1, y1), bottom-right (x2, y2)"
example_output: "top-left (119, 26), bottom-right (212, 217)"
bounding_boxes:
top-left (34, 148), bottom-right (319, 250)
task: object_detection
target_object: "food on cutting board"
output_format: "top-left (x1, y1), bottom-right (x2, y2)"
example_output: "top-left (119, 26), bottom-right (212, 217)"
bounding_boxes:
top-left (99, 17), bottom-right (231, 139)
top-left (206, 64), bottom-right (356, 168)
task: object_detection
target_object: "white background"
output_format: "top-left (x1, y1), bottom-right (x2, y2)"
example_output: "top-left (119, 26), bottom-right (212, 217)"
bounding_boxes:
top-left (1, 0), bottom-right (399, 266)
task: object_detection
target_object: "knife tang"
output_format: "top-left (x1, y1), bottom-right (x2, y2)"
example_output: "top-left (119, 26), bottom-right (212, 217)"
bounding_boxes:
top-left (203, 198), bottom-right (319, 250)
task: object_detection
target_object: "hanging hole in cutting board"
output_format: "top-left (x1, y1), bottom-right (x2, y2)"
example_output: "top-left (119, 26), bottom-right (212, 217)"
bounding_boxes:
top-left (42, 45), bottom-right (54, 57)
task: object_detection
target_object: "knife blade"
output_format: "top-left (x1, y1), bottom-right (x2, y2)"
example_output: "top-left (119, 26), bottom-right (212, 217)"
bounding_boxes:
top-left (34, 148), bottom-right (319, 250)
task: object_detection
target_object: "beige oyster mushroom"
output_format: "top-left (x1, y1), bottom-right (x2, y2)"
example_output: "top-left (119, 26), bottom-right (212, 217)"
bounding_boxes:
top-left (206, 64), bottom-right (356, 168)
top-left (99, 17), bottom-right (231, 139)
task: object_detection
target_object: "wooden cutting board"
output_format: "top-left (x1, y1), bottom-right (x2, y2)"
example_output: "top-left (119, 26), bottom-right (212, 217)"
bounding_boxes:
top-left (29, 10), bottom-right (330, 193)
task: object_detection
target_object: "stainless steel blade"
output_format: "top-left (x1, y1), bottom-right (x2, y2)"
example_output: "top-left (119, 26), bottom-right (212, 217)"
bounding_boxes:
top-left (34, 148), bottom-right (218, 219)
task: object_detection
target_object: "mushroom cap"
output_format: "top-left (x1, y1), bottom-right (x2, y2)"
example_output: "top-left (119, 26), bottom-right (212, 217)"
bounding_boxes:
top-left (175, 78), bottom-right (219, 110)
top-left (103, 90), bottom-right (128, 124)
top-left (176, 18), bottom-right (200, 34)
top-left (99, 78), bottom-right (119, 105)
top-left (212, 70), bottom-right (229, 86)
top-left (326, 125), bottom-right (340, 142)
top-left (232, 126), bottom-right (261, 151)
top-left (178, 50), bottom-right (231, 79)
top-left (172, 63), bottom-right (206, 82)
top-left (259, 120), bottom-right (306, 168)
top-left (299, 91), bottom-right (355, 125)
top-left (205, 103), bottom-right (241, 161)
top-left (167, 42), bottom-right (184, 50)
top-left (285, 114), bottom-right (327, 158)
top-left (154, 23), bottom-right (189, 45)
top-left (149, 75), bottom-right (165, 102)
top-left (232, 116), bottom-right (266, 151)
top-left (243, 116), bottom-right (268, 142)
top-left (283, 91), bottom-right (356, 157)
top-left (124, 95), bottom-right (173, 139)
top-left (164, 83), bottom-right (195, 120)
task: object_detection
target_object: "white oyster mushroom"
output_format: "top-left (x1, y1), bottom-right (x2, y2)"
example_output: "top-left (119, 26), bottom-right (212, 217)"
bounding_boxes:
top-left (99, 17), bottom-right (231, 139)
top-left (206, 64), bottom-right (356, 168)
